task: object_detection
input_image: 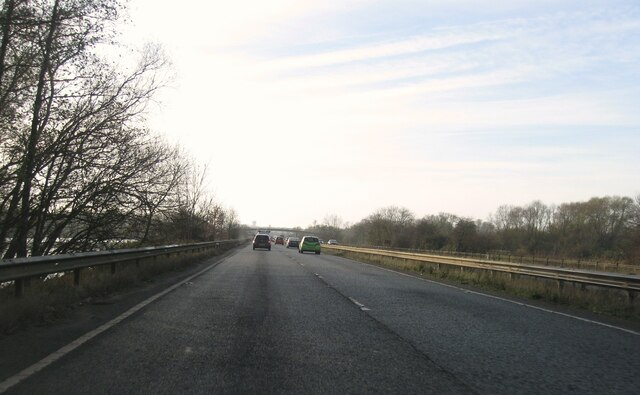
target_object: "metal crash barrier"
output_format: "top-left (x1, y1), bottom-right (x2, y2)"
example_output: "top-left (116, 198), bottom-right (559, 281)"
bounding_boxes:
top-left (0, 240), bottom-right (245, 296)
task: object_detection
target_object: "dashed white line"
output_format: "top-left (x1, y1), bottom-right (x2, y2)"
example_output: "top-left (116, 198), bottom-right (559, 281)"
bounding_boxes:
top-left (348, 297), bottom-right (371, 311)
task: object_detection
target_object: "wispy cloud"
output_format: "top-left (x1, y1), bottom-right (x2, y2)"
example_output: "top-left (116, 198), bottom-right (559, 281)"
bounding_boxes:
top-left (239, 6), bottom-right (640, 136)
top-left (256, 7), bottom-right (640, 84)
top-left (262, 28), bottom-right (506, 71)
top-left (260, 8), bottom-right (639, 70)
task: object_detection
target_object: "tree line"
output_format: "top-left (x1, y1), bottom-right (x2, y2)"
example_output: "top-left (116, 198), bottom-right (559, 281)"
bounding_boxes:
top-left (0, 0), bottom-right (239, 258)
top-left (308, 196), bottom-right (640, 264)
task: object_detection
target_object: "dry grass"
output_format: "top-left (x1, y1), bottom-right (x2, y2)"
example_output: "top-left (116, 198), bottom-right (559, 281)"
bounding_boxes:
top-left (0, 246), bottom-right (235, 335)
top-left (326, 249), bottom-right (640, 322)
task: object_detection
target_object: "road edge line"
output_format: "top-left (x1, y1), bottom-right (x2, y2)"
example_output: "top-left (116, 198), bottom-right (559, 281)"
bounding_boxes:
top-left (0, 256), bottom-right (229, 393)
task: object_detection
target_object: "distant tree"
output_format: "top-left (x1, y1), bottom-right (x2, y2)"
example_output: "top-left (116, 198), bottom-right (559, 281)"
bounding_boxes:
top-left (475, 220), bottom-right (499, 252)
top-left (364, 206), bottom-right (415, 247)
top-left (225, 208), bottom-right (240, 239)
top-left (415, 213), bottom-right (456, 250)
top-left (452, 219), bottom-right (477, 252)
top-left (323, 214), bottom-right (343, 229)
top-left (623, 195), bottom-right (640, 263)
top-left (341, 196), bottom-right (640, 264)
top-left (522, 200), bottom-right (552, 254)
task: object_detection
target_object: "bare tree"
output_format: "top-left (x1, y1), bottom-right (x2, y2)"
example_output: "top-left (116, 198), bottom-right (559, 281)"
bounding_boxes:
top-left (323, 213), bottom-right (343, 229)
top-left (0, 1), bottom-right (173, 257)
top-left (225, 207), bottom-right (240, 239)
top-left (133, 142), bottom-right (188, 245)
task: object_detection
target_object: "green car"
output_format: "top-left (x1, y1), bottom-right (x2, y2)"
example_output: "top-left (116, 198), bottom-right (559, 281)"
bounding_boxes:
top-left (298, 236), bottom-right (321, 254)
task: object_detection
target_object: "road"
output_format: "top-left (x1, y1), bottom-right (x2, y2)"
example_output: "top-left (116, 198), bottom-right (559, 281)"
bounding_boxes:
top-left (3, 244), bottom-right (640, 394)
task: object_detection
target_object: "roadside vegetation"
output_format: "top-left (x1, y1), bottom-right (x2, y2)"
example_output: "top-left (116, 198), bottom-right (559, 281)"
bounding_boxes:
top-left (0, 0), bottom-right (240, 259)
top-left (309, 197), bottom-right (640, 267)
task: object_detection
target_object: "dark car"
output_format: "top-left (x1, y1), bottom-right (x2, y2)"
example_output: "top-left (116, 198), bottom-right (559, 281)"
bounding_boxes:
top-left (286, 237), bottom-right (300, 248)
top-left (253, 234), bottom-right (271, 250)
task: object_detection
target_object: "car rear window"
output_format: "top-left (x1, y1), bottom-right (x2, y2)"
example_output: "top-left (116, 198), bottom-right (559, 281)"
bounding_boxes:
top-left (255, 235), bottom-right (269, 241)
top-left (305, 237), bottom-right (318, 242)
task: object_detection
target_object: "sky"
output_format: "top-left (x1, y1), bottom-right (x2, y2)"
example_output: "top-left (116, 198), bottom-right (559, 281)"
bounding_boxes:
top-left (121, 0), bottom-right (640, 228)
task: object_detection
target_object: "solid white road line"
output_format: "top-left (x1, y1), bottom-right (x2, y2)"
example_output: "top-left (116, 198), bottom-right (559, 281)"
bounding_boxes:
top-left (0, 258), bottom-right (228, 394)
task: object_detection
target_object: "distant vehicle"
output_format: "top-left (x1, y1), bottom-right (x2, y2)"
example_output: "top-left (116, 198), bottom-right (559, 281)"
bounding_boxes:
top-left (253, 234), bottom-right (271, 251)
top-left (319, 239), bottom-right (325, 244)
top-left (275, 236), bottom-right (284, 245)
top-left (299, 236), bottom-right (321, 254)
top-left (286, 237), bottom-right (300, 248)
top-left (327, 239), bottom-right (339, 245)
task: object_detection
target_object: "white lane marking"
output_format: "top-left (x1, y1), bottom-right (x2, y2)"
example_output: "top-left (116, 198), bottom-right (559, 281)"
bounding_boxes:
top-left (0, 258), bottom-right (228, 394)
top-left (350, 260), bottom-right (640, 337)
top-left (348, 297), bottom-right (371, 311)
top-left (349, 297), bottom-right (364, 307)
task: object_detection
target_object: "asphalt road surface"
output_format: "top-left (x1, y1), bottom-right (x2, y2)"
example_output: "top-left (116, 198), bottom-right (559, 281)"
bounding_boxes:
top-left (3, 245), bottom-right (640, 394)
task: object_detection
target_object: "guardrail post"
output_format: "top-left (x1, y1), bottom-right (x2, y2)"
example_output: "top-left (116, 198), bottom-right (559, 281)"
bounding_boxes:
top-left (74, 269), bottom-right (81, 286)
top-left (557, 279), bottom-right (564, 291)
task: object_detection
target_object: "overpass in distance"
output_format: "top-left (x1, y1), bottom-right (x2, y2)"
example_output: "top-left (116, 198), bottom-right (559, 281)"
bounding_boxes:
top-left (250, 226), bottom-right (314, 236)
